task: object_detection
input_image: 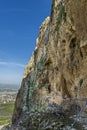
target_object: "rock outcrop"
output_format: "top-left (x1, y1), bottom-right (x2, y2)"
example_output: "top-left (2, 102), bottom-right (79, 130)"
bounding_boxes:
top-left (4, 0), bottom-right (87, 129)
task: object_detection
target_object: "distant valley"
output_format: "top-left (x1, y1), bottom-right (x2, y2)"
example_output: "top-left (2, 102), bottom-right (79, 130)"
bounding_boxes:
top-left (0, 83), bottom-right (19, 95)
top-left (0, 84), bottom-right (19, 126)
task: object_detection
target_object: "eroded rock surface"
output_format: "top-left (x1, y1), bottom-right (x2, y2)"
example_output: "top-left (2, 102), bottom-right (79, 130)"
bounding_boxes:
top-left (4, 0), bottom-right (87, 130)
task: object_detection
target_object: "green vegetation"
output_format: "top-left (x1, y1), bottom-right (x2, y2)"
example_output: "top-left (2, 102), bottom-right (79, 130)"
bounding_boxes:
top-left (79, 79), bottom-right (83, 88)
top-left (56, 1), bottom-right (66, 33)
top-left (26, 81), bottom-right (30, 111)
top-left (0, 102), bottom-right (14, 125)
top-left (26, 56), bottom-right (46, 110)
top-left (34, 102), bottom-right (45, 112)
top-left (36, 56), bottom-right (46, 74)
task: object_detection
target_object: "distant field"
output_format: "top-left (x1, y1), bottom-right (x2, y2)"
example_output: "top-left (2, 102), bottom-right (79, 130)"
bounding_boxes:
top-left (0, 102), bottom-right (14, 125)
top-left (0, 83), bottom-right (18, 126)
top-left (0, 83), bottom-right (19, 95)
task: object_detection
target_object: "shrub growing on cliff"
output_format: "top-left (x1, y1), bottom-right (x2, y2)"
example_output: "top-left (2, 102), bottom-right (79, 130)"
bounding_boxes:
top-left (56, 1), bottom-right (66, 33)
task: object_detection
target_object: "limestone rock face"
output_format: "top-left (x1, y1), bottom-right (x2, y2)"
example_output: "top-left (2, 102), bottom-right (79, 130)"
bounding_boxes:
top-left (12, 0), bottom-right (87, 126)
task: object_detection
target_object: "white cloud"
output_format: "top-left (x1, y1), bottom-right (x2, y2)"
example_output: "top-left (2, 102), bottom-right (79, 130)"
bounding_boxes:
top-left (0, 61), bottom-right (25, 68)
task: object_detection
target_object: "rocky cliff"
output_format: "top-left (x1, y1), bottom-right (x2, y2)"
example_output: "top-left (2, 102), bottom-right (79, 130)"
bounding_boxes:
top-left (4, 0), bottom-right (87, 130)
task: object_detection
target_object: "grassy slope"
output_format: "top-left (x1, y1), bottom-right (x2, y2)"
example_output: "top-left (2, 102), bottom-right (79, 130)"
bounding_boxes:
top-left (0, 102), bottom-right (14, 125)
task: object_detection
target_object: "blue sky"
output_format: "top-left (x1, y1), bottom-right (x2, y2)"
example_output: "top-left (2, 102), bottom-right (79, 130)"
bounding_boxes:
top-left (0, 0), bottom-right (52, 85)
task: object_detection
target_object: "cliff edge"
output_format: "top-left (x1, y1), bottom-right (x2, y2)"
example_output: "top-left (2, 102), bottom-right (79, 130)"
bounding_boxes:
top-left (4, 0), bottom-right (87, 130)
